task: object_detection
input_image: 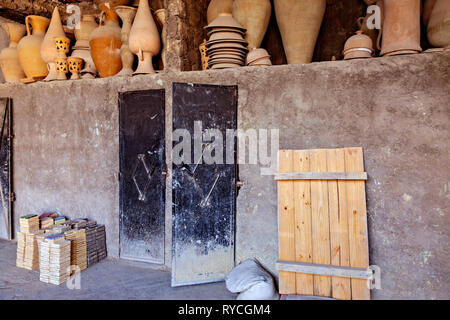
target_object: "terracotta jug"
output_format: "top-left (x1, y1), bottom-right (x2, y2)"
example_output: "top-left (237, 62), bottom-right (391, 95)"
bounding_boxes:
top-left (115, 6), bottom-right (137, 76)
top-left (427, 0), bottom-right (450, 48)
top-left (274, 0), bottom-right (326, 64)
top-left (207, 0), bottom-right (234, 25)
top-left (74, 14), bottom-right (98, 48)
top-left (154, 9), bottom-right (166, 69)
top-left (41, 7), bottom-right (66, 82)
top-left (232, 0), bottom-right (271, 50)
top-left (129, 0), bottom-right (160, 74)
top-left (378, 0), bottom-right (422, 56)
top-left (89, 3), bottom-right (123, 77)
top-left (17, 15), bottom-right (50, 80)
top-left (0, 23), bottom-right (26, 83)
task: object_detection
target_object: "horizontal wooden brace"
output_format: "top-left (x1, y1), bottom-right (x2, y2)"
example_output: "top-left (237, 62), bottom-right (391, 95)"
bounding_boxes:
top-left (274, 172), bottom-right (367, 181)
top-left (276, 260), bottom-right (373, 280)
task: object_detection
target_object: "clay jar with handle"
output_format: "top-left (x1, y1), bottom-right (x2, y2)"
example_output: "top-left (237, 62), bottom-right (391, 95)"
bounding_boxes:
top-left (378, 0), bottom-right (422, 56)
top-left (274, 0), bottom-right (326, 64)
top-left (129, 0), bottom-right (160, 74)
top-left (17, 15), bottom-right (50, 80)
top-left (0, 22), bottom-right (26, 83)
top-left (232, 0), bottom-right (271, 50)
top-left (115, 6), bottom-right (137, 77)
top-left (89, 3), bottom-right (123, 77)
top-left (207, 0), bottom-right (234, 25)
top-left (41, 7), bottom-right (67, 82)
top-left (427, 0), bottom-right (450, 49)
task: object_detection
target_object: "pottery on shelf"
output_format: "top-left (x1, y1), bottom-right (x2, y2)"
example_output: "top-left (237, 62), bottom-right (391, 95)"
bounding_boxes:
top-left (68, 57), bottom-right (84, 80)
top-left (55, 57), bottom-right (68, 80)
top-left (378, 0), bottom-right (422, 56)
top-left (129, 0), bottom-right (160, 75)
top-left (154, 8), bottom-right (166, 69)
top-left (343, 30), bottom-right (374, 60)
top-left (74, 14), bottom-right (98, 48)
top-left (55, 37), bottom-right (70, 58)
top-left (41, 7), bottom-right (66, 82)
top-left (0, 22), bottom-right (26, 83)
top-left (232, 0), bottom-right (271, 50)
top-left (246, 48), bottom-right (271, 66)
top-left (115, 6), bottom-right (137, 76)
top-left (427, 0), bottom-right (450, 49)
top-left (207, 0), bottom-right (234, 25)
top-left (89, 3), bottom-right (123, 77)
top-left (17, 15), bottom-right (50, 81)
top-left (274, 0), bottom-right (326, 64)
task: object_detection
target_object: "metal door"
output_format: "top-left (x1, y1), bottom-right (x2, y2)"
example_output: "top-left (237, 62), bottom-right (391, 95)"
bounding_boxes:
top-left (119, 90), bottom-right (166, 263)
top-left (171, 83), bottom-right (238, 286)
top-left (0, 98), bottom-right (12, 240)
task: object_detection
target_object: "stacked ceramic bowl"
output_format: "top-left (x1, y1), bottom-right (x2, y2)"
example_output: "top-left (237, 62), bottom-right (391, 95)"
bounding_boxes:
top-left (205, 13), bottom-right (248, 69)
top-left (246, 48), bottom-right (272, 67)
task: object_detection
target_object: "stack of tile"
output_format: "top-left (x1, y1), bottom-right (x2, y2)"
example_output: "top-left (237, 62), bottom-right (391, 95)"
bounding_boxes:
top-left (54, 216), bottom-right (66, 226)
top-left (64, 229), bottom-right (87, 272)
top-left (40, 235), bottom-right (71, 285)
top-left (23, 230), bottom-right (44, 270)
top-left (85, 224), bottom-right (98, 267)
top-left (40, 217), bottom-right (54, 229)
top-left (95, 225), bottom-right (107, 261)
top-left (16, 231), bottom-right (26, 268)
top-left (204, 13), bottom-right (248, 69)
top-left (53, 224), bottom-right (71, 234)
top-left (20, 215), bottom-right (39, 233)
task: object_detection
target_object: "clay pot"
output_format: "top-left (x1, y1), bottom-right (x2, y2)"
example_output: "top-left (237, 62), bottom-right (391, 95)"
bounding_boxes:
top-left (68, 57), bottom-right (84, 80)
top-left (427, 0), bottom-right (450, 48)
top-left (41, 8), bottom-right (66, 82)
top-left (343, 31), bottom-right (374, 60)
top-left (207, 0), bottom-right (234, 25)
top-left (378, 0), bottom-right (422, 56)
top-left (74, 14), bottom-right (98, 47)
top-left (115, 6), bottom-right (137, 76)
top-left (89, 3), bottom-right (123, 77)
top-left (129, 0), bottom-right (160, 74)
top-left (423, 0), bottom-right (437, 27)
top-left (0, 23), bottom-right (26, 83)
top-left (232, 0), bottom-right (271, 50)
top-left (17, 15), bottom-right (50, 80)
top-left (154, 9), bottom-right (166, 69)
top-left (274, 0), bottom-right (326, 64)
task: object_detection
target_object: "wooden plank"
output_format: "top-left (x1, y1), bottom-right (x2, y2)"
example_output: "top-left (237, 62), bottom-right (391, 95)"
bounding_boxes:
top-left (327, 149), bottom-right (351, 300)
top-left (274, 172), bottom-right (367, 181)
top-left (344, 147), bottom-right (370, 300)
top-left (309, 149), bottom-right (331, 297)
top-left (292, 150), bottom-right (313, 295)
top-left (278, 150), bottom-right (296, 294)
top-left (276, 261), bottom-right (372, 280)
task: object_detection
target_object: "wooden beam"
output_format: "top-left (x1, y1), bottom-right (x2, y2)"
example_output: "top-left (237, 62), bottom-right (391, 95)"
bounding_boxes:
top-left (276, 260), bottom-right (373, 280)
top-left (274, 172), bottom-right (368, 181)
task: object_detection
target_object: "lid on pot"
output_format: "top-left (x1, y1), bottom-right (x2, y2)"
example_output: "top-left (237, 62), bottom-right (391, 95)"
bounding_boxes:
top-left (205, 13), bottom-right (246, 32)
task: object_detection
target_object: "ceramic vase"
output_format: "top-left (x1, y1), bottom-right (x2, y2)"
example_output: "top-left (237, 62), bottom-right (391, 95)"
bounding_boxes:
top-left (207, 0), bottom-right (234, 25)
top-left (129, 0), bottom-right (160, 74)
top-left (154, 9), bottom-right (166, 69)
top-left (232, 0), bottom-right (271, 50)
top-left (0, 23), bottom-right (26, 83)
top-left (41, 8), bottom-right (67, 82)
top-left (74, 14), bottom-right (98, 48)
top-left (379, 0), bottom-right (422, 56)
top-left (423, 0), bottom-right (437, 27)
top-left (17, 15), bottom-right (50, 80)
top-left (89, 3), bottom-right (123, 77)
top-left (68, 57), bottom-right (84, 80)
top-left (427, 0), bottom-right (450, 48)
top-left (55, 57), bottom-right (68, 80)
top-left (115, 6), bottom-right (137, 76)
top-left (274, 0), bottom-right (326, 64)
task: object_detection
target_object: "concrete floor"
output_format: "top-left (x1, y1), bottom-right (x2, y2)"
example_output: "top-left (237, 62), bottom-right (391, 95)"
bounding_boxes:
top-left (0, 240), bottom-right (236, 300)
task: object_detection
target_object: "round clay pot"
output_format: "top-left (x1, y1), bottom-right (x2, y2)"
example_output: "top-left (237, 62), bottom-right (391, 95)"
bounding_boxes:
top-left (379, 0), bottom-right (422, 56)
top-left (74, 14), bottom-right (98, 45)
top-left (89, 3), bottom-right (123, 77)
top-left (343, 31), bottom-right (374, 60)
top-left (427, 0), bottom-right (450, 48)
top-left (129, 0), bottom-right (160, 74)
top-left (41, 8), bottom-right (67, 82)
top-left (423, 0), bottom-right (437, 27)
top-left (207, 0), bottom-right (234, 25)
top-left (115, 5), bottom-right (137, 76)
top-left (0, 22), bottom-right (26, 83)
top-left (232, 0), bottom-right (271, 50)
top-left (17, 15), bottom-right (50, 80)
top-left (274, 0), bottom-right (326, 64)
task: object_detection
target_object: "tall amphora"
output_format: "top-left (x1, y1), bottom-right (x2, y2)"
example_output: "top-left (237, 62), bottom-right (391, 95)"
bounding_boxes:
top-left (0, 22), bottom-right (26, 83)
